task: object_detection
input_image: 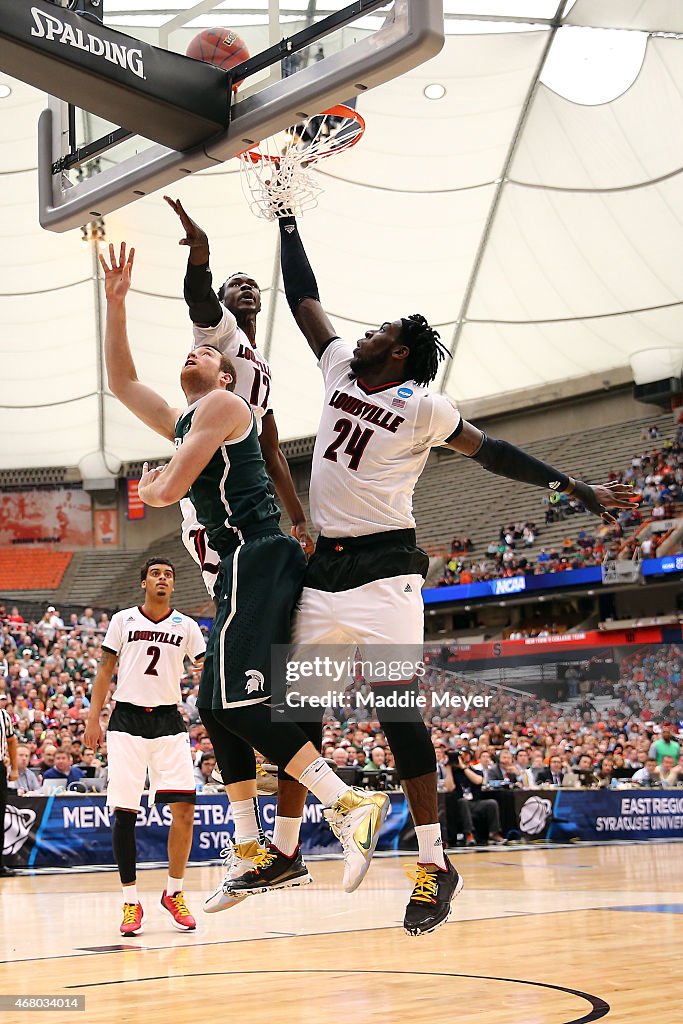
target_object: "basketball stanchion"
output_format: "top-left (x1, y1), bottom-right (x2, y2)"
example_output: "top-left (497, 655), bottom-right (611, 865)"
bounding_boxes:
top-left (238, 104), bottom-right (366, 220)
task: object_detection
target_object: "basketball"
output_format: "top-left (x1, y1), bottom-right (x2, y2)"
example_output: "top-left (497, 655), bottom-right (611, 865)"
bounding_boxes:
top-left (185, 28), bottom-right (250, 91)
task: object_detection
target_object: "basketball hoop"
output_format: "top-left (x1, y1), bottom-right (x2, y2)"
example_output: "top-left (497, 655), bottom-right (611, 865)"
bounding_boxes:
top-left (238, 104), bottom-right (366, 221)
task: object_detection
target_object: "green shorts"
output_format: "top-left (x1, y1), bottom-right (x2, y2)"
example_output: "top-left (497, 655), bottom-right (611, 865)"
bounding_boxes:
top-left (199, 531), bottom-right (307, 710)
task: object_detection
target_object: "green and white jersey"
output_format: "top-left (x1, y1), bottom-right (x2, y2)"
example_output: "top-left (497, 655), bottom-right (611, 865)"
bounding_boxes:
top-left (175, 397), bottom-right (280, 557)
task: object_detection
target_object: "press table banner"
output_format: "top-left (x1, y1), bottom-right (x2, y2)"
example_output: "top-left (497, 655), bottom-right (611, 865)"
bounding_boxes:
top-left (511, 790), bottom-right (683, 843)
top-left (3, 793), bottom-right (410, 869)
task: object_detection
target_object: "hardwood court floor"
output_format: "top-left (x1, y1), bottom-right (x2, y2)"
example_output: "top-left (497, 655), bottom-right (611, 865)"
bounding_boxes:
top-left (1, 843), bottom-right (682, 1024)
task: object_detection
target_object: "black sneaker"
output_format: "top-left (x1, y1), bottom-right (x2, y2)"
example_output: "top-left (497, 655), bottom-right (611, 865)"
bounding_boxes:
top-left (225, 844), bottom-right (313, 895)
top-left (403, 857), bottom-right (464, 936)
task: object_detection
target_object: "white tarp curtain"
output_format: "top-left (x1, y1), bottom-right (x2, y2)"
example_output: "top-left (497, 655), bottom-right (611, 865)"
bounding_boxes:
top-left (2, 6), bottom-right (683, 468)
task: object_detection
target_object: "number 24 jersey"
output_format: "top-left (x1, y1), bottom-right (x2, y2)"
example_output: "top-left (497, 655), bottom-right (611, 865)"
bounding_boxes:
top-left (311, 338), bottom-right (462, 537)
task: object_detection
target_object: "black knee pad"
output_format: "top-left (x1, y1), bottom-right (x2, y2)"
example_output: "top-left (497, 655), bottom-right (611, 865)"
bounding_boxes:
top-left (380, 718), bottom-right (436, 780)
top-left (112, 809), bottom-right (137, 885)
top-left (278, 718), bottom-right (323, 781)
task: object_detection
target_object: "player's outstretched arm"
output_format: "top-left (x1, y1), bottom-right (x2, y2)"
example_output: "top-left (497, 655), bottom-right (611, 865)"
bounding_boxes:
top-left (137, 390), bottom-right (252, 507)
top-left (447, 420), bottom-right (640, 524)
top-left (164, 196), bottom-right (223, 328)
top-left (100, 243), bottom-right (180, 441)
top-left (278, 216), bottom-right (337, 358)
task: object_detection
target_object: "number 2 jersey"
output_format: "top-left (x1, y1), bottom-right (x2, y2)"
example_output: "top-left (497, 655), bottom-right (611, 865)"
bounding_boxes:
top-left (102, 606), bottom-right (206, 707)
top-left (182, 305), bottom-right (274, 596)
top-left (311, 337), bottom-right (463, 537)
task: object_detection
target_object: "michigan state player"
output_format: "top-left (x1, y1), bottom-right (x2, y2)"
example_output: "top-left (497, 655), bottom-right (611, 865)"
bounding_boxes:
top-left (100, 242), bottom-right (392, 901)
top-left (164, 196), bottom-right (315, 906)
top-left (266, 215), bottom-right (639, 936)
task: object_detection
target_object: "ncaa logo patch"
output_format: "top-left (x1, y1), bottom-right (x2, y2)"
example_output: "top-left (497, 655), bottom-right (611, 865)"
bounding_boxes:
top-left (172, 615), bottom-right (183, 624)
top-left (397, 387), bottom-right (413, 400)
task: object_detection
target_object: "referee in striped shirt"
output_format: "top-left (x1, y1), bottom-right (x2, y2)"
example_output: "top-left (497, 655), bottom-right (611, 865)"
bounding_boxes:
top-left (0, 692), bottom-right (18, 877)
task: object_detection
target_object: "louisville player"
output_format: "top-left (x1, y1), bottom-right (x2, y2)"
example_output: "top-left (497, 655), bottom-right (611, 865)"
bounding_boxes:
top-left (164, 195), bottom-right (313, 589)
top-left (235, 213), bottom-right (639, 936)
top-left (84, 558), bottom-right (206, 937)
top-left (99, 242), bottom-right (391, 910)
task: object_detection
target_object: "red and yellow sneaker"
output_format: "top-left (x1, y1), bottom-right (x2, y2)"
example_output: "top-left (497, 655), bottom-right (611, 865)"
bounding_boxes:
top-left (160, 889), bottom-right (196, 931)
top-left (120, 901), bottom-right (144, 937)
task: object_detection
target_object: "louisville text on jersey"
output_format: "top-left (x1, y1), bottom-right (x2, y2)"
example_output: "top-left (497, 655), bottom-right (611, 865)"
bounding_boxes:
top-left (127, 629), bottom-right (183, 647)
top-left (329, 390), bottom-right (405, 433)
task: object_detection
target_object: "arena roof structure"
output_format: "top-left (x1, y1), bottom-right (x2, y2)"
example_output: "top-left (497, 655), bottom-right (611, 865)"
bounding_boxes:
top-left (2, 1), bottom-right (683, 474)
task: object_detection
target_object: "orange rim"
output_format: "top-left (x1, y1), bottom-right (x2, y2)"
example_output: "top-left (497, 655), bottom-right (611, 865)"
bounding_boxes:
top-left (238, 104), bottom-right (365, 163)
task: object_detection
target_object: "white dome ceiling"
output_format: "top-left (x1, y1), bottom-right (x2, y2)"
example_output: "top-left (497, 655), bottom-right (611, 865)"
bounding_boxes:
top-left (2, 2), bottom-right (683, 468)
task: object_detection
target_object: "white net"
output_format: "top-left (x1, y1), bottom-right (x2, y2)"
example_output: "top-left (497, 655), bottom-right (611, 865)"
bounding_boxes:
top-left (239, 105), bottom-right (365, 222)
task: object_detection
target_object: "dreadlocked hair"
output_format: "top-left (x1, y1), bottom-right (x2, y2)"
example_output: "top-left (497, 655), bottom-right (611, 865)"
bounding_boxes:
top-left (400, 314), bottom-right (451, 387)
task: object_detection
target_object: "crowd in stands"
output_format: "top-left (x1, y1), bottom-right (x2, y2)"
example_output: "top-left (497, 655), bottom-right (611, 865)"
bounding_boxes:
top-left (2, 605), bottom-right (682, 836)
top-left (436, 423), bottom-right (683, 588)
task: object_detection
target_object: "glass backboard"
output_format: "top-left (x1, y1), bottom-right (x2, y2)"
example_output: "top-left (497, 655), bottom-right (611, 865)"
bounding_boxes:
top-left (37, 1), bottom-right (445, 230)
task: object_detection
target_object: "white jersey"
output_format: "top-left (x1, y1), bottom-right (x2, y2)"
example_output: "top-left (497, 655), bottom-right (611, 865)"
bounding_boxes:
top-left (311, 338), bottom-right (461, 537)
top-left (188, 305), bottom-right (274, 596)
top-left (103, 606), bottom-right (206, 707)
top-left (193, 305), bottom-right (272, 420)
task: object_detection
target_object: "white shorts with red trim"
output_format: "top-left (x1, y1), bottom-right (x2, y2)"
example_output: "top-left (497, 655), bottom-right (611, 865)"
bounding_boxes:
top-left (105, 731), bottom-right (196, 811)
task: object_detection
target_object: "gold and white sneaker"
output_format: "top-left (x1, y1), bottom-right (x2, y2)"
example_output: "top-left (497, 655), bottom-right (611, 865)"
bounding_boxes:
top-left (203, 839), bottom-right (267, 913)
top-left (323, 788), bottom-right (390, 893)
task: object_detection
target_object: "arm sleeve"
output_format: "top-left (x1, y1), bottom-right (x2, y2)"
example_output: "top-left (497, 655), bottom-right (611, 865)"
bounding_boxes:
top-left (184, 259), bottom-right (223, 327)
top-left (192, 304), bottom-right (240, 356)
top-left (469, 434), bottom-right (571, 494)
top-left (279, 216), bottom-right (320, 312)
top-left (102, 614), bottom-right (123, 656)
top-left (411, 394), bottom-right (462, 454)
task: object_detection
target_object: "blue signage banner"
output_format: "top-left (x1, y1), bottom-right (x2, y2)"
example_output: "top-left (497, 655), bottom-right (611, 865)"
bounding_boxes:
top-left (641, 555), bottom-right (683, 577)
top-left (551, 789), bottom-right (683, 842)
top-left (423, 566), bottom-right (603, 605)
top-left (4, 793), bottom-right (410, 869)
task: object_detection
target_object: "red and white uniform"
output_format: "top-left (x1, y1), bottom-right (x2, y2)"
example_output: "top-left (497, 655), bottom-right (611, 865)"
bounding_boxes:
top-left (311, 338), bottom-right (460, 536)
top-left (103, 606), bottom-right (205, 706)
top-left (294, 337), bottom-right (461, 652)
top-left (103, 607), bottom-right (205, 810)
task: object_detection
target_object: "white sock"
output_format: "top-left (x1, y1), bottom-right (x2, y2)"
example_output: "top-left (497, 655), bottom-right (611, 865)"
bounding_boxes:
top-left (231, 797), bottom-right (262, 843)
top-left (122, 883), bottom-right (139, 904)
top-left (415, 823), bottom-right (447, 869)
top-left (299, 758), bottom-right (349, 807)
top-left (272, 815), bottom-right (302, 857)
top-left (167, 875), bottom-right (183, 895)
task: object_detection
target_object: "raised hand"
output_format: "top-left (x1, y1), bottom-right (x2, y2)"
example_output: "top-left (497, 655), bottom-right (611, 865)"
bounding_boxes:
top-left (98, 242), bottom-right (135, 303)
top-left (574, 480), bottom-right (640, 524)
top-left (163, 196), bottom-right (209, 261)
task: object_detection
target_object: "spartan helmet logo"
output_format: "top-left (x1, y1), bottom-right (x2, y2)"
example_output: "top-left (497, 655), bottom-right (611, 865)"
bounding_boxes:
top-left (4, 805), bottom-right (37, 856)
top-left (519, 796), bottom-right (553, 836)
top-left (245, 669), bottom-right (265, 695)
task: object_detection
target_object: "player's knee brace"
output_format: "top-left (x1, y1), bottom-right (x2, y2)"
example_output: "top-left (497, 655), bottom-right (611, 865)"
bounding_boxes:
top-left (380, 718), bottom-right (436, 780)
top-left (112, 809), bottom-right (137, 885)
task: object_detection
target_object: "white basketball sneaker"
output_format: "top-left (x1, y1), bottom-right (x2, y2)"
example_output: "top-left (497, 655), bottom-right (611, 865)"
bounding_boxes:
top-left (323, 788), bottom-right (390, 893)
top-left (203, 839), bottom-right (266, 913)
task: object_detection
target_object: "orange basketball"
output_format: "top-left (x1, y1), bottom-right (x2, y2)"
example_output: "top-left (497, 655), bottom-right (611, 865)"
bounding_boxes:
top-left (186, 28), bottom-right (250, 92)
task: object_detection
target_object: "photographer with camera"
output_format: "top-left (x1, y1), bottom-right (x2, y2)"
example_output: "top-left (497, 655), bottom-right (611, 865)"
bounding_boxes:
top-left (442, 748), bottom-right (506, 847)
